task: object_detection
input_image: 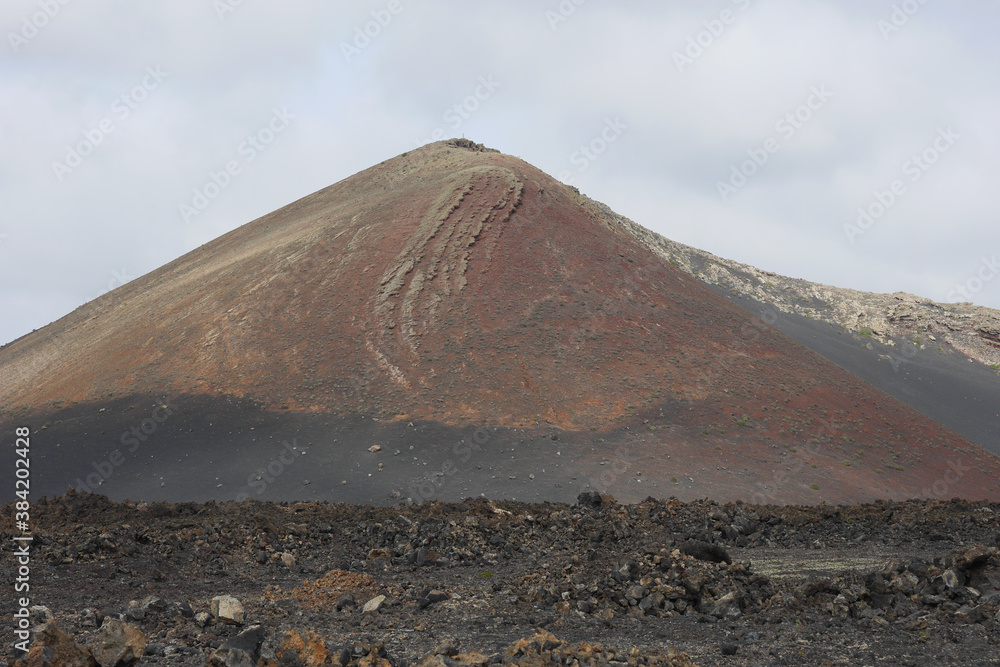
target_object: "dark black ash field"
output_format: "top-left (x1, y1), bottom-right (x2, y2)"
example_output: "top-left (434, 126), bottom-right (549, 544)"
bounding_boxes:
top-left (2, 493), bottom-right (1000, 665)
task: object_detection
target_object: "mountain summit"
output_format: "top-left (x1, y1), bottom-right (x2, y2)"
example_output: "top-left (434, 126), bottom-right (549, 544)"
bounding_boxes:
top-left (2, 139), bottom-right (999, 504)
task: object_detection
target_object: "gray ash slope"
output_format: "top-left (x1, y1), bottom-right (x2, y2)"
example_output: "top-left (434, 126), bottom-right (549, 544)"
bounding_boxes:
top-left (711, 285), bottom-right (1000, 457)
top-left (3, 394), bottom-right (634, 505)
top-left (595, 198), bottom-right (1000, 456)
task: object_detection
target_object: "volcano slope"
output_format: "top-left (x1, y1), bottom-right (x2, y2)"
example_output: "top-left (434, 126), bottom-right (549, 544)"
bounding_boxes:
top-left (1, 139), bottom-right (999, 505)
top-left (607, 203), bottom-right (1000, 458)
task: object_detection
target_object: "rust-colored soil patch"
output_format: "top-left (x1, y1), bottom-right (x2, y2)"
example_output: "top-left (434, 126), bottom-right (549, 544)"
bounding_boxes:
top-left (278, 569), bottom-right (378, 611)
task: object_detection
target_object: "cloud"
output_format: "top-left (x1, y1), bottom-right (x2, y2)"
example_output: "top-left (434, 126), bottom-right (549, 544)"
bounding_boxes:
top-left (2, 1), bottom-right (998, 346)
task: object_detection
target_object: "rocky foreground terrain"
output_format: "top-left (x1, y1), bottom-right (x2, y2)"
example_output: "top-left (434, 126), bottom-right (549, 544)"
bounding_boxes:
top-left (4, 491), bottom-right (1000, 666)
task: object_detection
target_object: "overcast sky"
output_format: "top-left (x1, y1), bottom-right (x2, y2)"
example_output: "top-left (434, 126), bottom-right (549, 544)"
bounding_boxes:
top-left (2, 1), bottom-right (999, 347)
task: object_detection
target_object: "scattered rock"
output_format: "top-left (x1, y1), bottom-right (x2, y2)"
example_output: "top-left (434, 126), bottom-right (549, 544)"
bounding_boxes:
top-left (950, 544), bottom-right (996, 571)
top-left (15, 623), bottom-right (97, 667)
top-left (124, 600), bottom-right (144, 623)
top-left (207, 625), bottom-right (267, 666)
top-left (447, 138), bottom-right (497, 153)
top-left (205, 648), bottom-right (256, 667)
top-left (433, 639), bottom-right (458, 656)
top-left (705, 591), bottom-right (743, 620)
top-left (453, 653), bottom-right (489, 667)
top-left (11, 493), bottom-right (1000, 665)
top-left (139, 595), bottom-right (167, 616)
top-left (79, 609), bottom-right (104, 629)
top-left (279, 552), bottom-right (296, 568)
top-left (28, 606), bottom-right (53, 625)
top-left (680, 539), bottom-right (732, 564)
top-left (941, 568), bottom-right (962, 590)
top-left (417, 589), bottom-right (450, 609)
top-left (88, 618), bottom-right (147, 667)
top-left (211, 595), bottom-right (245, 625)
top-left (274, 629), bottom-right (331, 667)
top-left (363, 595), bottom-right (387, 613)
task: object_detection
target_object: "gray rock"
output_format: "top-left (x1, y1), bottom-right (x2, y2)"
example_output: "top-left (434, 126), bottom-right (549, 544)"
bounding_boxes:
top-left (17, 623), bottom-right (97, 667)
top-left (205, 647), bottom-right (256, 667)
top-left (706, 591), bottom-right (742, 619)
top-left (979, 589), bottom-right (1000, 606)
top-left (419, 589), bottom-right (449, 608)
top-left (29, 606), bottom-right (53, 626)
top-left (210, 595), bottom-right (245, 625)
top-left (942, 568), bottom-right (962, 590)
top-left (680, 540), bottom-right (732, 564)
top-left (80, 609), bottom-right (103, 628)
top-left (143, 643), bottom-right (165, 657)
top-left (427, 590), bottom-right (449, 603)
top-left (895, 571), bottom-right (920, 594)
top-left (363, 595), bottom-right (386, 613)
top-left (218, 625), bottom-right (266, 663)
top-left (415, 547), bottom-right (429, 566)
top-left (89, 618), bottom-right (147, 667)
top-left (139, 596), bottom-right (166, 617)
top-left (124, 601), bottom-right (144, 623)
top-left (166, 601), bottom-right (194, 618)
top-left (954, 605), bottom-right (979, 623)
top-left (434, 639), bottom-right (459, 656)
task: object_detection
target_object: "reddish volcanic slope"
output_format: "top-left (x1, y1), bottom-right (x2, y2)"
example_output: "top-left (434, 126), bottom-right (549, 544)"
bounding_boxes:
top-left (1, 139), bottom-right (999, 504)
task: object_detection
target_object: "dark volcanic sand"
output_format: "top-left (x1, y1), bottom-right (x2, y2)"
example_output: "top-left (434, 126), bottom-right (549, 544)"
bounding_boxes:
top-left (713, 286), bottom-right (1000, 458)
top-left (3, 493), bottom-right (1000, 666)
